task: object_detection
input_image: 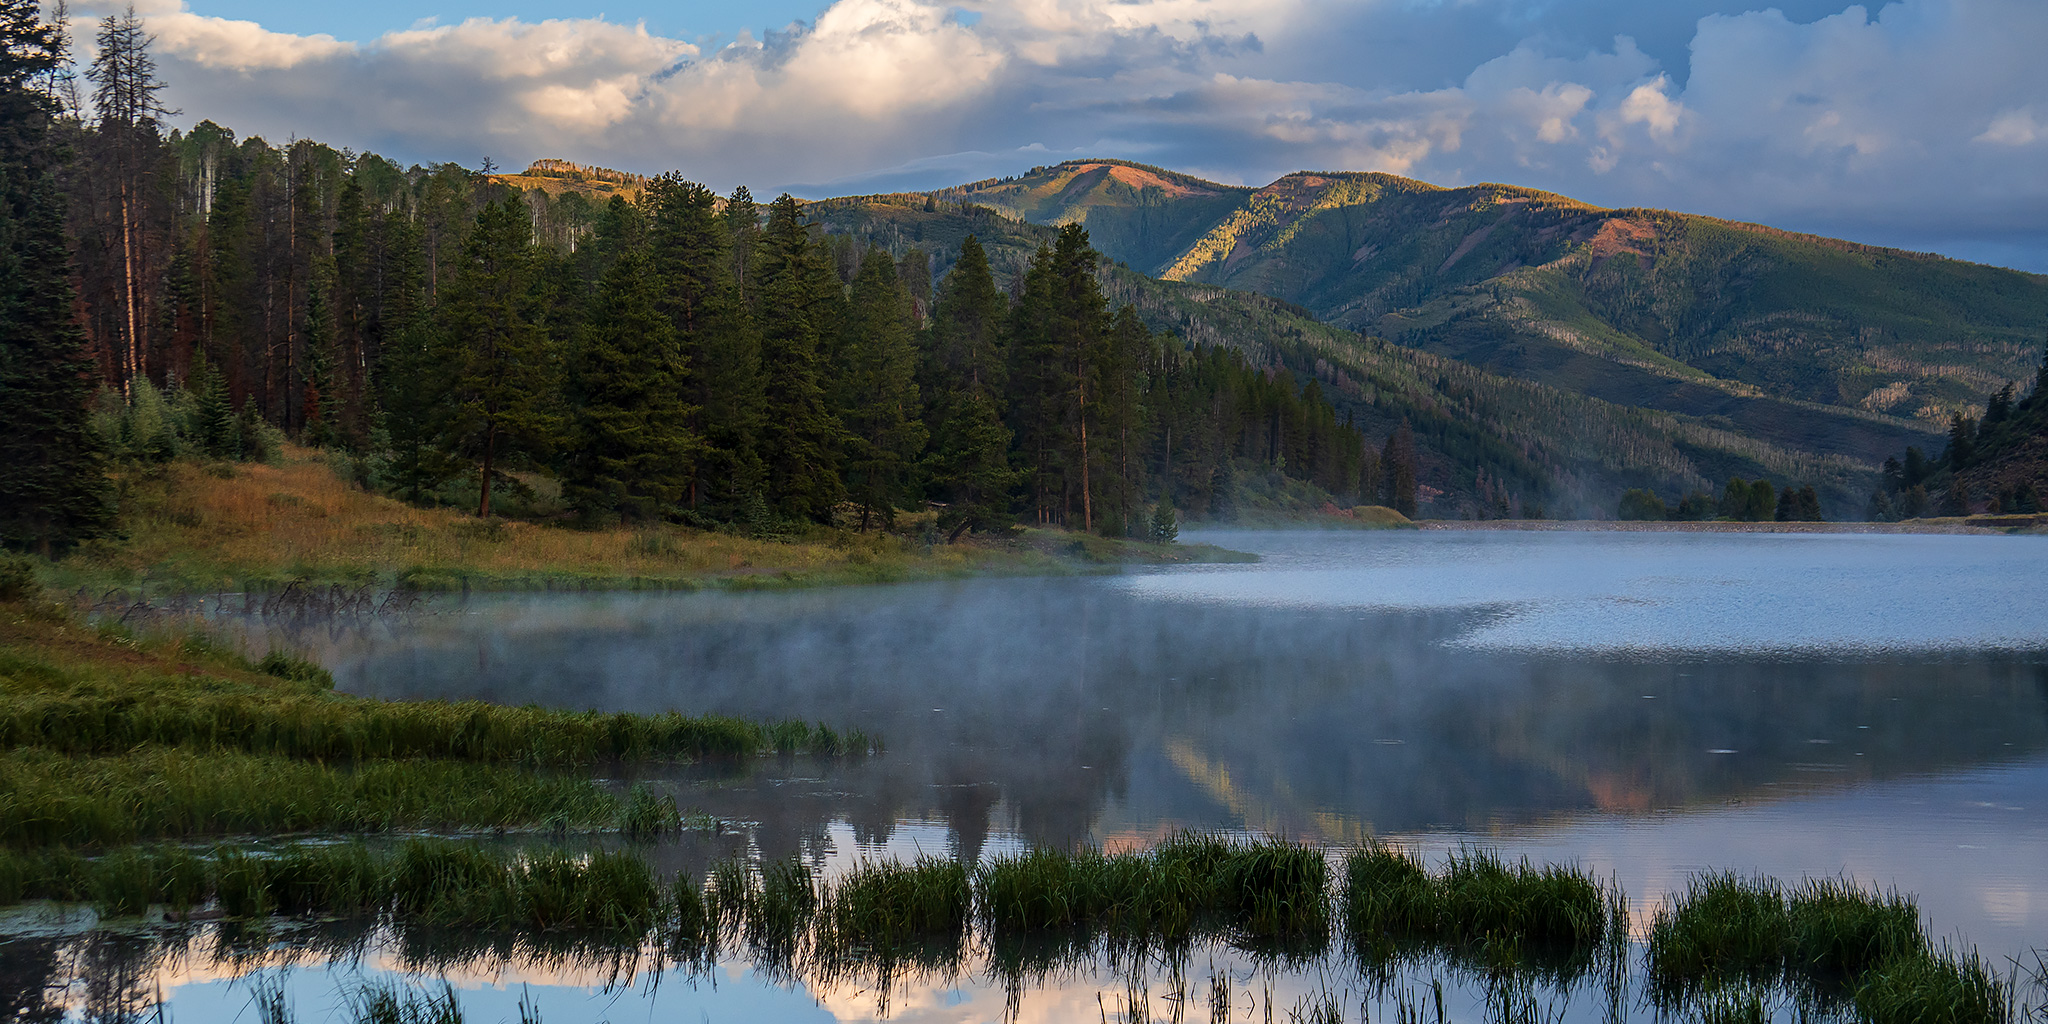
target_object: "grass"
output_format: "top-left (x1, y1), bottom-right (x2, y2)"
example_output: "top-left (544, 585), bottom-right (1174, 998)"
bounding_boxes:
top-left (1852, 943), bottom-right (2009, 1024)
top-left (1647, 872), bottom-right (1790, 992)
top-left (819, 857), bottom-right (970, 952)
top-left (0, 598), bottom-right (874, 849)
top-left (1646, 871), bottom-right (2000, 1022)
top-left (0, 610), bottom-right (864, 766)
top-left (0, 838), bottom-right (2018, 1024)
top-left (48, 449), bottom-right (1242, 595)
top-left (1786, 878), bottom-right (1923, 978)
top-left (1341, 844), bottom-right (1615, 968)
top-left (0, 746), bottom-right (617, 846)
top-left (976, 833), bottom-right (1329, 943)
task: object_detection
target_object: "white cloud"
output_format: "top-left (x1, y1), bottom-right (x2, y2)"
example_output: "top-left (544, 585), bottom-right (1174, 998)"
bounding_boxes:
top-left (68, 0), bottom-right (2048, 267)
top-left (1976, 108), bottom-right (2041, 146)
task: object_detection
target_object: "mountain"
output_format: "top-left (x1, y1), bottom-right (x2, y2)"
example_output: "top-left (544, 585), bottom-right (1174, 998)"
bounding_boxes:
top-left (802, 194), bottom-right (1888, 518)
top-left (936, 161), bottom-right (2048, 468)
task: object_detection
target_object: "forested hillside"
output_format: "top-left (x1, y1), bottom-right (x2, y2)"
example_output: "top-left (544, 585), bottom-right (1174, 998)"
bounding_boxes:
top-left (944, 160), bottom-right (2048, 467)
top-left (7, 6), bottom-right (2008, 554)
top-left (802, 194), bottom-right (1886, 518)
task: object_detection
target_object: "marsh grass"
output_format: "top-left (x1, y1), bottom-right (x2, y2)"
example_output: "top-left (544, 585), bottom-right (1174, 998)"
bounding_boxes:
top-left (976, 833), bottom-right (1330, 948)
top-left (0, 746), bottom-right (616, 846)
top-left (350, 980), bottom-right (465, 1024)
top-left (1647, 871), bottom-right (1985, 1020)
top-left (819, 857), bottom-right (970, 953)
top-left (1646, 873), bottom-right (1789, 994)
top-left (1785, 878), bottom-right (1923, 979)
top-left (0, 607), bottom-right (873, 849)
top-left (1853, 943), bottom-right (2009, 1024)
top-left (1342, 844), bottom-right (1614, 975)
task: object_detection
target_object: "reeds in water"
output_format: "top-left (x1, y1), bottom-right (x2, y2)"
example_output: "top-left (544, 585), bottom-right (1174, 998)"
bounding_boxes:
top-left (1342, 844), bottom-right (1615, 965)
top-left (1785, 877), bottom-right (1922, 978)
top-left (1851, 942), bottom-right (2009, 1024)
top-left (819, 857), bottom-right (970, 953)
top-left (976, 833), bottom-right (1329, 944)
top-left (1646, 872), bottom-right (1788, 992)
top-left (0, 747), bottom-right (617, 846)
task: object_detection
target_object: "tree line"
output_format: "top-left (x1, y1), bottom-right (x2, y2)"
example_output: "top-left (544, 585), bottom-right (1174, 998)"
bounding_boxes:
top-left (1867, 345), bottom-right (2048, 520)
top-left (1616, 478), bottom-right (1824, 523)
top-left (0, 4), bottom-right (1391, 551)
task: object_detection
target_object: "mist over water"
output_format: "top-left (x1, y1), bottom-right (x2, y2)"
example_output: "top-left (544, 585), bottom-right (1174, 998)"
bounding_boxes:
top-left (305, 532), bottom-right (2048, 945)
top-left (18, 530), bottom-right (2048, 1021)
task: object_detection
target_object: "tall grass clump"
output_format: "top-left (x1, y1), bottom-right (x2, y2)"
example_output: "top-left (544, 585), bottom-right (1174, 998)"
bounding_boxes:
top-left (261, 843), bottom-right (389, 917)
top-left (1646, 873), bottom-right (1789, 994)
top-left (977, 833), bottom-right (1329, 944)
top-left (1342, 844), bottom-right (1611, 966)
top-left (617, 784), bottom-right (681, 839)
top-left (1785, 878), bottom-right (1923, 978)
top-left (0, 747), bottom-right (617, 846)
top-left (977, 848), bottom-right (1102, 933)
top-left (1343, 843), bottom-right (1441, 947)
top-left (1204, 836), bottom-right (1329, 940)
top-left (349, 981), bottom-right (465, 1024)
top-left (748, 856), bottom-right (817, 953)
top-left (1853, 943), bottom-right (2008, 1024)
top-left (1436, 850), bottom-right (1607, 949)
top-left (820, 857), bottom-right (970, 952)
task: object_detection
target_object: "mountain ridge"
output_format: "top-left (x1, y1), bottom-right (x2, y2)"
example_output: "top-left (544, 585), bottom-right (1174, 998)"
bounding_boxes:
top-left (915, 159), bottom-right (2046, 471)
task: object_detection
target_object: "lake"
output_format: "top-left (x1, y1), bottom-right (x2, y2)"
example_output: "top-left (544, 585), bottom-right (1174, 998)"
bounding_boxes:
top-left (10, 529), bottom-right (2048, 1022)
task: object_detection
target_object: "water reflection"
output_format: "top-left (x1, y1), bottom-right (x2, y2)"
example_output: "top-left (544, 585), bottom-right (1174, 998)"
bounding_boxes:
top-left (123, 529), bottom-right (2048, 1019)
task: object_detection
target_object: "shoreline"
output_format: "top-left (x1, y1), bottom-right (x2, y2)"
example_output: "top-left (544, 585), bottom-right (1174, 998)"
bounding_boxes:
top-left (1414, 518), bottom-right (2036, 535)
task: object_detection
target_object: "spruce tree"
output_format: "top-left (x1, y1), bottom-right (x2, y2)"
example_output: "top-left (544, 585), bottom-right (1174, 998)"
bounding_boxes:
top-left (0, 0), bottom-right (114, 553)
top-left (1380, 423), bottom-right (1418, 517)
top-left (1094, 305), bottom-right (1152, 535)
top-left (645, 176), bottom-right (760, 515)
top-left (921, 234), bottom-right (1015, 535)
top-left (435, 199), bottom-right (561, 518)
top-left (751, 194), bottom-right (843, 522)
top-left (301, 274), bottom-right (338, 447)
top-left (375, 215), bottom-right (457, 503)
top-left (186, 352), bottom-right (236, 459)
top-left (564, 250), bottom-right (698, 522)
top-left (838, 247), bottom-right (926, 530)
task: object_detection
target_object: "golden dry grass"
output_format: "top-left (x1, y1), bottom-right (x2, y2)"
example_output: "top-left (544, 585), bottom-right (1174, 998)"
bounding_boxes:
top-left (59, 447), bottom-right (1021, 592)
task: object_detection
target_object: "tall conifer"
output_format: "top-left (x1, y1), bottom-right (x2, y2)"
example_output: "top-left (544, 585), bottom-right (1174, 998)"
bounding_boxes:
top-left (565, 250), bottom-right (697, 522)
top-left (838, 248), bottom-right (926, 529)
top-left (0, 0), bottom-right (113, 553)
top-left (435, 199), bottom-right (560, 517)
top-left (751, 195), bottom-right (843, 521)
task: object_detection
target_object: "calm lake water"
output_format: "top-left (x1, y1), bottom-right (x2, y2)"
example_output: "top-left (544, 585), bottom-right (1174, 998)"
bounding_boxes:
top-left (12, 530), bottom-right (2048, 1022)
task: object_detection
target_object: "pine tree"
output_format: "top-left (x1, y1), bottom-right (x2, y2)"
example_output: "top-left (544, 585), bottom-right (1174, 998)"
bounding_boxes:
top-left (84, 4), bottom-right (170, 395)
top-left (1380, 423), bottom-right (1418, 517)
top-left (186, 351), bottom-right (235, 458)
top-left (435, 199), bottom-right (561, 518)
top-left (751, 195), bottom-right (843, 522)
top-left (920, 233), bottom-right (1016, 535)
top-left (564, 250), bottom-right (698, 522)
top-left (645, 175), bottom-right (760, 515)
top-left (721, 185), bottom-right (758, 298)
top-left (1944, 413), bottom-right (1976, 470)
top-left (300, 273), bottom-right (338, 447)
top-left (0, 0), bottom-right (114, 553)
top-left (1094, 305), bottom-right (1153, 536)
top-left (375, 215), bottom-right (457, 503)
top-left (838, 247), bottom-right (926, 530)
top-left (925, 235), bottom-right (1006, 402)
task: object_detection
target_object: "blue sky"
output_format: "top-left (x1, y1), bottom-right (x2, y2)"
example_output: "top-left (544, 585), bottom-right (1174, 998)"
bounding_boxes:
top-left (70, 0), bottom-right (2048, 271)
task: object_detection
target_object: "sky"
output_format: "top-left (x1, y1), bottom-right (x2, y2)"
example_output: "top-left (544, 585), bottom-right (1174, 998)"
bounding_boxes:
top-left (61, 0), bottom-right (2048, 272)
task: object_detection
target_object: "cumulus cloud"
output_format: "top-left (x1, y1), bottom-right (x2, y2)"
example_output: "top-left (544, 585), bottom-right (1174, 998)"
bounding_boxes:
top-left (64, 0), bottom-right (2048, 269)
